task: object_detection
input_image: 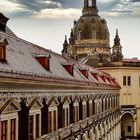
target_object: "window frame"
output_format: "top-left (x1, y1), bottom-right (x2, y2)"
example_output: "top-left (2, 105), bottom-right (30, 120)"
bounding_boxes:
top-left (0, 120), bottom-right (7, 140)
top-left (123, 76), bottom-right (126, 86)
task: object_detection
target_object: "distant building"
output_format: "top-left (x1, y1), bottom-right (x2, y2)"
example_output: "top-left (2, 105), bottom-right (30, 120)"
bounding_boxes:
top-left (0, 11), bottom-right (120, 140)
top-left (99, 32), bottom-right (140, 138)
top-left (62, 0), bottom-right (140, 139)
top-left (62, 0), bottom-right (111, 67)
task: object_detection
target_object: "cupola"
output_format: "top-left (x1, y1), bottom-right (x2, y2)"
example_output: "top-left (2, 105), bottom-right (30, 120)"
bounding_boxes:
top-left (82, 0), bottom-right (98, 15)
top-left (112, 29), bottom-right (123, 62)
top-left (62, 35), bottom-right (68, 54)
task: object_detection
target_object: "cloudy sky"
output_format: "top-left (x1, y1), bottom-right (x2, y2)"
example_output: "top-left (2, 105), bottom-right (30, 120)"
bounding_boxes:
top-left (0, 0), bottom-right (140, 58)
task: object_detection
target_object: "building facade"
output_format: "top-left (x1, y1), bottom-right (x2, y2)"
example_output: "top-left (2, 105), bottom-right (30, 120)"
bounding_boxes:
top-left (99, 34), bottom-right (140, 137)
top-left (62, 0), bottom-right (111, 67)
top-left (99, 65), bottom-right (140, 138)
top-left (98, 31), bottom-right (140, 138)
top-left (62, 0), bottom-right (140, 139)
top-left (0, 12), bottom-right (121, 140)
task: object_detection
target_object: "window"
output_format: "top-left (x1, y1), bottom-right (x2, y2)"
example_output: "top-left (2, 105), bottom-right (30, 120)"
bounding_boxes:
top-left (73, 106), bottom-right (79, 123)
top-left (48, 112), bottom-right (52, 133)
top-left (123, 76), bottom-right (126, 86)
top-left (62, 108), bottom-right (69, 127)
top-left (0, 120), bottom-right (7, 140)
top-left (123, 76), bottom-right (131, 86)
top-left (48, 110), bottom-right (57, 133)
top-left (83, 104), bottom-right (87, 119)
top-left (36, 114), bottom-right (39, 138)
top-left (0, 45), bottom-right (6, 61)
top-left (53, 111), bottom-right (56, 131)
top-left (128, 126), bottom-right (131, 132)
top-left (11, 119), bottom-right (16, 140)
top-left (139, 77), bottom-right (140, 86)
top-left (89, 102), bottom-right (93, 116)
top-left (128, 76), bottom-right (131, 86)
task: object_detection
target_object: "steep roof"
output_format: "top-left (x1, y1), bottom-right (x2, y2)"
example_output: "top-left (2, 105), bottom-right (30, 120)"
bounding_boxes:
top-left (0, 31), bottom-right (119, 88)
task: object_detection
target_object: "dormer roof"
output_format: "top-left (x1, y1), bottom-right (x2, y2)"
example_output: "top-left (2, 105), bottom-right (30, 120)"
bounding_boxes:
top-left (0, 28), bottom-right (119, 89)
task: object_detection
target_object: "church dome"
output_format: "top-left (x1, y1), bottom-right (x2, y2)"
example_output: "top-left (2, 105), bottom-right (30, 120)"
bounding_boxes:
top-left (63, 0), bottom-right (111, 64)
top-left (69, 0), bottom-right (110, 47)
top-left (73, 14), bottom-right (109, 41)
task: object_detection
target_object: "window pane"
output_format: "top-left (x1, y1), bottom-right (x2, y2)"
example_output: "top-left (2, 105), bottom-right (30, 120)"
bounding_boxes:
top-left (123, 76), bottom-right (126, 86)
top-left (11, 119), bottom-right (16, 140)
top-left (139, 77), bottom-right (140, 86)
top-left (128, 76), bottom-right (131, 86)
top-left (48, 112), bottom-right (52, 133)
top-left (62, 109), bottom-right (65, 127)
top-left (66, 108), bottom-right (69, 126)
top-left (128, 126), bottom-right (131, 132)
top-left (53, 111), bottom-right (56, 131)
top-left (1, 121), bottom-right (7, 140)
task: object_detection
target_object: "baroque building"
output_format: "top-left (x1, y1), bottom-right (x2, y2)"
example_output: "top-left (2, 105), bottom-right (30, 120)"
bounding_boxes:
top-left (0, 12), bottom-right (121, 140)
top-left (62, 0), bottom-right (111, 67)
top-left (62, 0), bottom-right (140, 139)
top-left (99, 32), bottom-right (140, 139)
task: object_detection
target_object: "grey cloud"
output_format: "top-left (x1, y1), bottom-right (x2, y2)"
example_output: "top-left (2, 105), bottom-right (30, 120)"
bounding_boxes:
top-left (97, 0), bottom-right (121, 11)
top-left (4, 0), bottom-right (140, 18)
top-left (132, 0), bottom-right (140, 2)
top-left (9, 0), bottom-right (62, 12)
top-left (52, 0), bottom-right (83, 8)
top-left (109, 10), bottom-right (133, 13)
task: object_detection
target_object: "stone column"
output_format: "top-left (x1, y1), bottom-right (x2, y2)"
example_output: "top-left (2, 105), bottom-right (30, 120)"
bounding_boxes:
top-left (104, 121), bottom-right (108, 140)
top-left (106, 121), bottom-right (110, 140)
top-left (134, 119), bottom-right (137, 136)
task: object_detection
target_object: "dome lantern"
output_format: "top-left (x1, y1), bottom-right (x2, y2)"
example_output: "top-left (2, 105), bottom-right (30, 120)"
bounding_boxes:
top-left (83, 0), bottom-right (98, 15)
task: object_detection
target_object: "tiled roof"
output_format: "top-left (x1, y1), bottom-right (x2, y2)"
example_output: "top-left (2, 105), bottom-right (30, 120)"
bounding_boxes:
top-left (123, 58), bottom-right (140, 63)
top-left (0, 31), bottom-right (119, 88)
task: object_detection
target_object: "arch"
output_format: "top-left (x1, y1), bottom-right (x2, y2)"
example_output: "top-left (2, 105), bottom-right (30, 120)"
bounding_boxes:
top-left (121, 111), bottom-right (136, 120)
top-left (121, 112), bottom-right (135, 138)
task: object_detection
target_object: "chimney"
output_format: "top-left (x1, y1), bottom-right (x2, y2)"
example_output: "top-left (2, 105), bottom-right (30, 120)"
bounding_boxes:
top-left (0, 13), bottom-right (9, 32)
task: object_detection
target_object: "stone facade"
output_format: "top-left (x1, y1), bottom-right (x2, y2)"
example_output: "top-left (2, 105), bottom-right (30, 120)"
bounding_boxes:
top-left (0, 9), bottom-right (121, 140)
top-left (62, 0), bottom-right (111, 67)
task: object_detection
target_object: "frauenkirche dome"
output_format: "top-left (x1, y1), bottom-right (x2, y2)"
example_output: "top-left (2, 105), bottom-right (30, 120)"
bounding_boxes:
top-left (73, 0), bottom-right (109, 43)
top-left (62, 0), bottom-right (111, 67)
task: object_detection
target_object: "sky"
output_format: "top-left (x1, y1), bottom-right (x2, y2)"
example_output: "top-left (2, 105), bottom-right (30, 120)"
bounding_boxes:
top-left (0, 0), bottom-right (140, 58)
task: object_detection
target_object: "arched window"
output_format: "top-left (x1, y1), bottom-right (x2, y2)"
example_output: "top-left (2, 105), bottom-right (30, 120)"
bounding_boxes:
top-left (0, 38), bottom-right (8, 62)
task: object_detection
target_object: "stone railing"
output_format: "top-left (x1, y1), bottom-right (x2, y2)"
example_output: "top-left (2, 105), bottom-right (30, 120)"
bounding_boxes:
top-left (37, 107), bottom-right (120, 140)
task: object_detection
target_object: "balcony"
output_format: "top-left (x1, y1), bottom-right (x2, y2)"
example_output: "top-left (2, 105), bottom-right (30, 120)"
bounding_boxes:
top-left (37, 107), bottom-right (120, 140)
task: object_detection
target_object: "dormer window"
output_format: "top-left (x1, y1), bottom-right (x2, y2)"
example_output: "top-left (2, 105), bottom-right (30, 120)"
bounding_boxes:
top-left (63, 63), bottom-right (74, 76)
top-left (35, 54), bottom-right (51, 71)
top-left (79, 68), bottom-right (88, 78)
top-left (106, 76), bottom-right (111, 83)
top-left (0, 37), bottom-right (8, 62)
top-left (100, 75), bottom-right (106, 82)
top-left (91, 72), bottom-right (98, 81)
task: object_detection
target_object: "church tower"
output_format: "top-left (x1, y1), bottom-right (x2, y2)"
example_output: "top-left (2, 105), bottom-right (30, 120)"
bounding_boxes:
top-left (62, 0), bottom-right (111, 67)
top-left (112, 29), bottom-right (123, 62)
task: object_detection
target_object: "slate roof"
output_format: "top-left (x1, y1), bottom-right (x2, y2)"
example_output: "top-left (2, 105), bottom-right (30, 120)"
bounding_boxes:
top-left (0, 30), bottom-right (119, 88)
